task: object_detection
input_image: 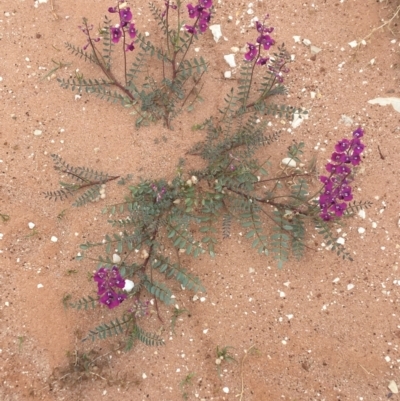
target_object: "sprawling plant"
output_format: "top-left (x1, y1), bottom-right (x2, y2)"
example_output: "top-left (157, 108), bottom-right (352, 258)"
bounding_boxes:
top-left (48, 2), bottom-right (370, 349)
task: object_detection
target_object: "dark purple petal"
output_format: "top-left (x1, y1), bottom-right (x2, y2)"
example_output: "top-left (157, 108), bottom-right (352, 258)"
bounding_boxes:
top-left (198, 18), bottom-right (208, 32)
top-left (256, 56), bottom-right (269, 65)
top-left (125, 41), bottom-right (135, 51)
top-left (185, 24), bottom-right (197, 34)
top-left (108, 6), bottom-right (118, 13)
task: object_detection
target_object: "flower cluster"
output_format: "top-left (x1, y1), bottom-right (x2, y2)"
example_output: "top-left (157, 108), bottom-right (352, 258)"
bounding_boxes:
top-left (185, 0), bottom-right (213, 35)
top-left (94, 266), bottom-right (127, 309)
top-left (319, 127), bottom-right (365, 221)
top-left (244, 17), bottom-right (275, 63)
top-left (108, 2), bottom-right (137, 51)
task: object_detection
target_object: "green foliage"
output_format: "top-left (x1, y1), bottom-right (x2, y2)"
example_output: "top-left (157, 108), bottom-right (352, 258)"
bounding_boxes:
top-left (57, 5), bottom-right (210, 129)
top-left (43, 154), bottom-right (121, 206)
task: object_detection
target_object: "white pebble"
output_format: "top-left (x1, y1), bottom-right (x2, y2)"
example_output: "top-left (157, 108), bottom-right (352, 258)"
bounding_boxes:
top-left (281, 158), bottom-right (296, 168)
top-left (332, 277), bottom-right (340, 283)
top-left (209, 24), bottom-right (222, 42)
top-left (223, 54), bottom-right (236, 68)
top-left (37, 284), bottom-right (44, 289)
top-left (142, 373), bottom-right (147, 379)
top-left (286, 314), bottom-right (294, 320)
top-left (336, 237), bottom-right (345, 245)
top-left (358, 209), bottom-right (366, 219)
top-left (192, 295), bottom-right (199, 301)
top-left (388, 380), bottom-right (399, 394)
top-left (51, 236), bottom-right (58, 242)
top-left (385, 355), bottom-right (391, 362)
top-left (0, 233), bottom-right (3, 240)
top-left (28, 222), bottom-right (35, 229)
top-left (302, 38), bottom-right (311, 46)
top-left (145, 32), bottom-right (150, 37)
top-left (249, 267), bottom-right (255, 274)
top-left (348, 40), bottom-right (358, 48)
top-left (223, 387), bottom-right (229, 394)
top-left (5, 301), bottom-right (10, 307)
top-left (33, 129), bottom-right (42, 136)
top-left (203, 328), bottom-right (209, 334)
top-left (112, 253), bottom-right (121, 263)
top-left (224, 71), bottom-right (232, 79)
top-left (358, 227), bottom-right (366, 234)
top-left (347, 283), bottom-right (355, 291)
top-left (372, 222), bottom-right (377, 228)
top-left (200, 297), bottom-right (206, 302)
top-left (279, 291), bottom-right (286, 298)
top-left (293, 35), bottom-right (301, 43)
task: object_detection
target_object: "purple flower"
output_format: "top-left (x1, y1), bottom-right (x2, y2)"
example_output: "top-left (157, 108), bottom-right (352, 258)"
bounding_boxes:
top-left (128, 22), bottom-right (136, 39)
top-left (244, 43), bottom-right (258, 61)
top-left (187, 4), bottom-right (199, 18)
top-left (335, 138), bottom-right (350, 152)
top-left (94, 266), bottom-right (127, 309)
top-left (339, 186), bottom-right (353, 201)
top-left (331, 152), bottom-right (346, 163)
top-left (108, 6), bottom-right (118, 13)
top-left (110, 25), bottom-right (122, 43)
top-left (352, 126), bottom-right (364, 139)
top-left (256, 34), bottom-right (275, 50)
top-left (330, 202), bottom-right (347, 217)
top-left (185, 24), bottom-right (197, 34)
top-left (198, 18), bottom-right (209, 33)
top-left (119, 7), bottom-right (133, 24)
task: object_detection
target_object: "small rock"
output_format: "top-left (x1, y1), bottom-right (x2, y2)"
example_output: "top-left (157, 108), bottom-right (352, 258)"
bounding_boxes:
top-left (33, 129), bottom-right (42, 136)
top-left (224, 54), bottom-right (236, 68)
top-left (222, 387), bottom-right (229, 394)
top-left (142, 373), bottom-right (147, 379)
top-left (123, 280), bottom-right (134, 292)
top-left (388, 380), bottom-right (399, 394)
top-left (358, 227), bottom-right (366, 234)
top-left (112, 253), bottom-right (121, 263)
top-left (279, 291), bottom-right (286, 298)
top-left (336, 237), bottom-right (345, 245)
top-left (209, 24), bottom-right (222, 42)
top-left (302, 38), bottom-right (311, 46)
top-left (347, 283), bottom-right (354, 291)
top-left (203, 328), bottom-right (209, 334)
top-left (333, 277), bottom-right (340, 284)
top-left (310, 45), bottom-right (322, 54)
top-left (385, 355), bottom-right (391, 362)
top-left (224, 71), bottom-right (232, 79)
top-left (28, 222), bottom-right (35, 229)
top-left (249, 267), bottom-right (255, 273)
top-left (348, 40), bottom-right (358, 48)
top-left (200, 297), bottom-right (206, 302)
top-left (51, 236), bottom-right (58, 242)
top-left (37, 283), bottom-right (44, 289)
top-left (293, 35), bottom-right (301, 43)
top-left (281, 158), bottom-right (296, 168)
